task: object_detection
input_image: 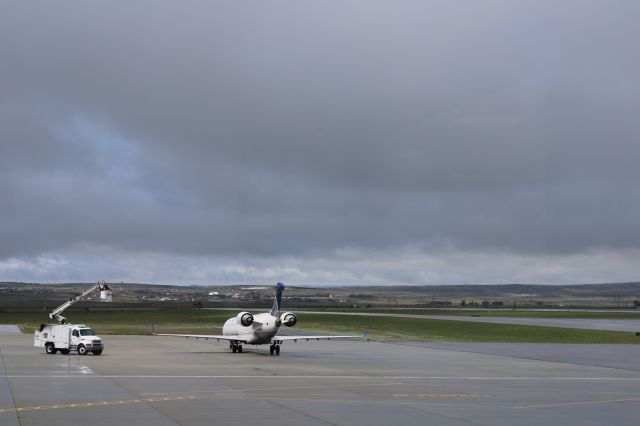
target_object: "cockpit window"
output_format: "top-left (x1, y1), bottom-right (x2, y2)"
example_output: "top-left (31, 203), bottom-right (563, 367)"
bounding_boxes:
top-left (79, 329), bottom-right (96, 336)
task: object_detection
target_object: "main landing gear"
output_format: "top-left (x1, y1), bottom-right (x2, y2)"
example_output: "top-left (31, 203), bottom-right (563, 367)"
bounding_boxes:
top-left (269, 344), bottom-right (280, 356)
top-left (230, 341), bottom-right (243, 353)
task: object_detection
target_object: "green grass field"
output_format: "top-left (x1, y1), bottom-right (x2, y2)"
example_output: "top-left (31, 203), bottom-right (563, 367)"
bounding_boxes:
top-left (335, 309), bottom-right (640, 319)
top-left (297, 313), bottom-right (640, 343)
top-left (1, 308), bottom-right (639, 343)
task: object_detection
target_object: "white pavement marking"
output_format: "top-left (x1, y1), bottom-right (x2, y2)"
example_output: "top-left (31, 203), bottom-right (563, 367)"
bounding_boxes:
top-left (516, 396), bottom-right (640, 409)
top-left (2, 375), bottom-right (640, 380)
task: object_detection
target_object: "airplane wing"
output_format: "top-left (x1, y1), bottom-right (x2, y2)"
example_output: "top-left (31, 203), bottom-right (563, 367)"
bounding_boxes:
top-left (156, 333), bottom-right (247, 343)
top-left (272, 335), bottom-right (359, 343)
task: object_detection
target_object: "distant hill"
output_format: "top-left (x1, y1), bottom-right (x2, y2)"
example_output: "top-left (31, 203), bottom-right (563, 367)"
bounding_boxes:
top-left (1, 281), bottom-right (639, 309)
top-left (341, 283), bottom-right (640, 298)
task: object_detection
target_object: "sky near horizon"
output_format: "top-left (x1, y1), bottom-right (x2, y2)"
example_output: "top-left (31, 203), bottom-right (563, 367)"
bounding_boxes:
top-left (1, 1), bottom-right (639, 286)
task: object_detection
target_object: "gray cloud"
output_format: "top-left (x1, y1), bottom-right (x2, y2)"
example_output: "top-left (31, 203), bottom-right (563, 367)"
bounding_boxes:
top-left (1, 1), bottom-right (639, 284)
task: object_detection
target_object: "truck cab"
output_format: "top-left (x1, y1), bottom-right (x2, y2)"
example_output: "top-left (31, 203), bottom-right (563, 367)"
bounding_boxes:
top-left (70, 326), bottom-right (103, 355)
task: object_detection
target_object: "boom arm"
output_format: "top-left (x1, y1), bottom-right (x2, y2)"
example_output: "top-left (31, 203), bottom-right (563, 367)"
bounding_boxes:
top-left (48, 281), bottom-right (112, 324)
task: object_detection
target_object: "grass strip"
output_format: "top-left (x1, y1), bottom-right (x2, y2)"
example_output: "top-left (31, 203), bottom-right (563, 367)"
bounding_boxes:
top-left (2, 309), bottom-right (639, 344)
top-left (328, 309), bottom-right (640, 319)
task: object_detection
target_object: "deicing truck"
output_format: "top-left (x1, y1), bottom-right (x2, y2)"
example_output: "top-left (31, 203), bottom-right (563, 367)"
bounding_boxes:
top-left (34, 281), bottom-right (112, 355)
top-left (34, 323), bottom-right (104, 355)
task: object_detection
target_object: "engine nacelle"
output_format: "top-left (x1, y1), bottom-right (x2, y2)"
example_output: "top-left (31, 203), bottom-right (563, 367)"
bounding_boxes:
top-left (237, 311), bottom-right (254, 327)
top-left (280, 312), bottom-right (297, 327)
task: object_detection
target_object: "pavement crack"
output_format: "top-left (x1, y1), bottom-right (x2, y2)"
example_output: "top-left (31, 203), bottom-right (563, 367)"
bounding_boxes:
top-left (263, 398), bottom-right (339, 426)
top-left (0, 344), bottom-right (22, 426)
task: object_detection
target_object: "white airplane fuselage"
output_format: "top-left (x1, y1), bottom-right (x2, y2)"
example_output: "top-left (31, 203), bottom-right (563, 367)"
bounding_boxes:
top-left (222, 312), bottom-right (281, 345)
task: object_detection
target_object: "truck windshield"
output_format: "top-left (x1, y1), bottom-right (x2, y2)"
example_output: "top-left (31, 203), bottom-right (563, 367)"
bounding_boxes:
top-left (79, 329), bottom-right (96, 336)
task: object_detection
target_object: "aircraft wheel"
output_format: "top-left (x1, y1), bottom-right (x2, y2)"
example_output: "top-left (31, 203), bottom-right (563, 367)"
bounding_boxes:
top-left (275, 345), bottom-right (280, 356)
top-left (232, 346), bottom-right (237, 353)
top-left (269, 345), bottom-right (274, 355)
top-left (238, 345), bottom-right (243, 353)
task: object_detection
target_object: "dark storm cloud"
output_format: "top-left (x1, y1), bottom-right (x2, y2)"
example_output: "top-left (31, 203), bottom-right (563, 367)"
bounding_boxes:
top-left (1, 1), bottom-right (639, 283)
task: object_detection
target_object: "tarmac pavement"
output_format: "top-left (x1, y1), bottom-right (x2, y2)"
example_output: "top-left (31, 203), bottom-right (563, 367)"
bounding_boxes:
top-left (1, 331), bottom-right (640, 425)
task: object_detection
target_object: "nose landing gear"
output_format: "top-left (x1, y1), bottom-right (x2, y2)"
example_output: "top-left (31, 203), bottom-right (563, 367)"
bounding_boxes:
top-left (269, 344), bottom-right (280, 356)
top-left (230, 341), bottom-right (243, 353)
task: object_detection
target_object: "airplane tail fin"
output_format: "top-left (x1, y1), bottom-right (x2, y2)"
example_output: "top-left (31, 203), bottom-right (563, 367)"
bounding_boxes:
top-left (270, 282), bottom-right (285, 316)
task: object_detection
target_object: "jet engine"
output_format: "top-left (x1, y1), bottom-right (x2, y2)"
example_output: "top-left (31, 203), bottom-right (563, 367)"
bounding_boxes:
top-left (237, 311), bottom-right (254, 327)
top-left (280, 312), bottom-right (297, 327)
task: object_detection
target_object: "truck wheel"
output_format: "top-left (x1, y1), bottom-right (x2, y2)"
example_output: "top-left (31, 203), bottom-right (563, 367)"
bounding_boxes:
top-left (60, 349), bottom-right (70, 355)
top-left (77, 345), bottom-right (87, 355)
top-left (93, 350), bottom-right (102, 355)
top-left (45, 343), bottom-right (57, 354)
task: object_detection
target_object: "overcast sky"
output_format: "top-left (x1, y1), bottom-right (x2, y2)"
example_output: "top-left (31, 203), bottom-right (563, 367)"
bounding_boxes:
top-left (1, 1), bottom-right (639, 286)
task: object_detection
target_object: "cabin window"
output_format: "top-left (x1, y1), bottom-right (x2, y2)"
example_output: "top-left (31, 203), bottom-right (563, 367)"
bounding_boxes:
top-left (72, 330), bottom-right (79, 337)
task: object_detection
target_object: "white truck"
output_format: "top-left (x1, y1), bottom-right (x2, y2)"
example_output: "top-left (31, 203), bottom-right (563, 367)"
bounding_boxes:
top-left (33, 281), bottom-right (112, 355)
top-left (34, 323), bottom-right (104, 355)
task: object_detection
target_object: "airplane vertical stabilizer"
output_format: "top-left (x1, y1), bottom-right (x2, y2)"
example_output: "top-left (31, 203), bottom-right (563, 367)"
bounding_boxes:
top-left (270, 282), bottom-right (285, 316)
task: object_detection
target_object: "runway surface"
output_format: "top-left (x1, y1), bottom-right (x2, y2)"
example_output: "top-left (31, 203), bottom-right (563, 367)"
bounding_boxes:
top-left (302, 311), bottom-right (640, 332)
top-left (2, 332), bottom-right (640, 425)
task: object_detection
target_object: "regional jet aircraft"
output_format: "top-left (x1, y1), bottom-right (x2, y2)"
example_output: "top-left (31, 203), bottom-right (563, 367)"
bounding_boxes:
top-left (157, 283), bottom-right (356, 355)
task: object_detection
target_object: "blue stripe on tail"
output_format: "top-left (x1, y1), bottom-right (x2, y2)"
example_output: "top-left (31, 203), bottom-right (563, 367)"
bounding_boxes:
top-left (270, 282), bottom-right (285, 316)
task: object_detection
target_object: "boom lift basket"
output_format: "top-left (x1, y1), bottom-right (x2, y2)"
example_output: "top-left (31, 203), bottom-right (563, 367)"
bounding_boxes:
top-left (100, 284), bottom-right (112, 302)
